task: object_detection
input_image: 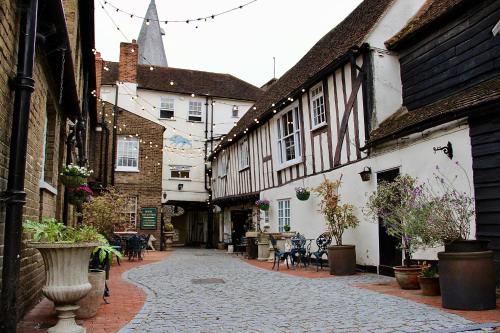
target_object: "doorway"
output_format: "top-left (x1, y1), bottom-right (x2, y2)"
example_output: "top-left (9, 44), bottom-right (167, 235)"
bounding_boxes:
top-left (230, 210), bottom-right (251, 245)
top-left (377, 168), bottom-right (402, 276)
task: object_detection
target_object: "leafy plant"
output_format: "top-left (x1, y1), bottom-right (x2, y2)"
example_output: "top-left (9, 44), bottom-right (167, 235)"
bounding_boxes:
top-left (23, 218), bottom-right (102, 243)
top-left (164, 222), bottom-right (174, 232)
top-left (421, 262), bottom-right (438, 278)
top-left (92, 243), bottom-right (123, 266)
top-left (314, 176), bottom-right (359, 246)
top-left (60, 164), bottom-right (93, 177)
top-left (283, 224), bottom-right (291, 232)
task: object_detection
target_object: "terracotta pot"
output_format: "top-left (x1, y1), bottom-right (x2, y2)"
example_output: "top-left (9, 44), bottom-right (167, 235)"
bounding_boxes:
top-left (76, 269), bottom-right (106, 319)
top-left (438, 250), bottom-right (496, 310)
top-left (393, 266), bottom-right (421, 289)
top-left (30, 242), bottom-right (99, 333)
top-left (327, 245), bottom-right (356, 275)
top-left (418, 276), bottom-right (440, 296)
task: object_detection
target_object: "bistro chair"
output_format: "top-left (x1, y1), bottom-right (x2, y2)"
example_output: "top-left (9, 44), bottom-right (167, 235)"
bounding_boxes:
top-left (309, 232), bottom-right (332, 271)
top-left (126, 235), bottom-right (144, 261)
top-left (290, 233), bottom-right (308, 268)
top-left (269, 234), bottom-right (291, 270)
top-left (235, 236), bottom-right (248, 256)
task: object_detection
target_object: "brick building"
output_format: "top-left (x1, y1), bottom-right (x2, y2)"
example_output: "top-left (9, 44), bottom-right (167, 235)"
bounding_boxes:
top-left (0, 0), bottom-right (96, 327)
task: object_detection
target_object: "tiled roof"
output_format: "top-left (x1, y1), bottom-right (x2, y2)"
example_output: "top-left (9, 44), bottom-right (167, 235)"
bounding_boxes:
top-left (385, 0), bottom-right (471, 49)
top-left (101, 62), bottom-right (262, 102)
top-left (217, 0), bottom-right (394, 150)
top-left (367, 77), bottom-right (500, 145)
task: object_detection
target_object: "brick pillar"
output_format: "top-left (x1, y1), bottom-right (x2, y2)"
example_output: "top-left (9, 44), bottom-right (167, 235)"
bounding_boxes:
top-left (95, 51), bottom-right (103, 97)
top-left (118, 39), bottom-right (138, 83)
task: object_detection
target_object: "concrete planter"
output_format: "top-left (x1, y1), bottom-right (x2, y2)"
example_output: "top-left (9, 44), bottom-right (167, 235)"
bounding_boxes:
top-left (245, 231), bottom-right (259, 238)
top-left (164, 232), bottom-right (175, 251)
top-left (30, 242), bottom-right (99, 333)
top-left (76, 269), bottom-right (106, 319)
top-left (257, 240), bottom-right (270, 261)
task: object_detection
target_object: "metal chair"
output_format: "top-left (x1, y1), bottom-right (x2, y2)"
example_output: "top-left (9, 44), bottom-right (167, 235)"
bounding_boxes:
top-left (309, 233), bottom-right (332, 271)
top-left (269, 234), bottom-right (291, 270)
top-left (235, 236), bottom-right (248, 256)
top-left (126, 235), bottom-right (144, 261)
top-left (290, 233), bottom-right (308, 268)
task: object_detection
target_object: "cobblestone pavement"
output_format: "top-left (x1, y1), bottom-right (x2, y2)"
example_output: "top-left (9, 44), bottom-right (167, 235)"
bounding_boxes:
top-left (119, 249), bottom-right (477, 333)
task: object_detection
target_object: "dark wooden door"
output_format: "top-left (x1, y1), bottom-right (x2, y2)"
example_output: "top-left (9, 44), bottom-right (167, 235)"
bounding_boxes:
top-left (470, 113), bottom-right (500, 285)
top-left (231, 210), bottom-right (250, 245)
top-left (377, 168), bottom-right (402, 276)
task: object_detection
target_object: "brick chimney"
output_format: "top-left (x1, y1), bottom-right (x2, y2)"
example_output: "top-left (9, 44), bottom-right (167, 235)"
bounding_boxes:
top-left (95, 51), bottom-right (103, 97)
top-left (118, 39), bottom-right (138, 83)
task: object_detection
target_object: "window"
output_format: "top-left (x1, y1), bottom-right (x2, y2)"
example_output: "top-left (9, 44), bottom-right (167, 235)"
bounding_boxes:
top-left (278, 199), bottom-right (290, 232)
top-left (116, 136), bottom-right (139, 171)
top-left (277, 106), bottom-right (302, 168)
top-left (310, 83), bottom-right (326, 127)
top-left (160, 97), bottom-right (174, 119)
top-left (124, 197), bottom-right (138, 227)
top-left (218, 152), bottom-right (228, 177)
top-left (188, 101), bottom-right (202, 122)
top-left (232, 106), bottom-right (239, 118)
top-left (170, 165), bottom-right (191, 179)
top-left (239, 137), bottom-right (249, 170)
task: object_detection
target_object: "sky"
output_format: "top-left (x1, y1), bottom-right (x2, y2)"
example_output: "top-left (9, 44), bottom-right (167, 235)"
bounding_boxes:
top-left (94, 0), bottom-right (363, 87)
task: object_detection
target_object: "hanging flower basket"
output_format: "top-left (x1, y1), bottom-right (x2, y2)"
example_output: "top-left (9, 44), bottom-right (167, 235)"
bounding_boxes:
top-left (68, 185), bottom-right (94, 206)
top-left (255, 199), bottom-right (270, 211)
top-left (295, 187), bottom-right (310, 201)
top-left (60, 164), bottom-right (93, 188)
top-left (60, 175), bottom-right (87, 188)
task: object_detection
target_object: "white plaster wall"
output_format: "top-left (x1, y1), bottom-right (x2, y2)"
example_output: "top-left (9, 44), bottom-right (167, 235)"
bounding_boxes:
top-left (258, 122), bottom-right (474, 267)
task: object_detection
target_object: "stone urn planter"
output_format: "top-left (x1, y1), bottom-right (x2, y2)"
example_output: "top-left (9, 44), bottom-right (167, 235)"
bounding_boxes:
top-left (164, 231), bottom-right (175, 251)
top-left (438, 240), bottom-right (496, 310)
top-left (393, 266), bottom-right (421, 290)
top-left (30, 242), bottom-right (99, 333)
top-left (76, 269), bottom-right (106, 319)
top-left (327, 245), bottom-right (356, 275)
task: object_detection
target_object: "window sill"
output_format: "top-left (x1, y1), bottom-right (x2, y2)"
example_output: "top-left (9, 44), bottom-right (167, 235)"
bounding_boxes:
top-left (160, 118), bottom-right (176, 121)
top-left (169, 178), bottom-right (191, 181)
top-left (276, 158), bottom-right (303, 171)
top-left (115, 168), bottom-right (140, 173)
top-left (39, 180), bottom-right (58, 195)
top-left (310, 122), bottom-right (327, 132)
top-left (187, 120), bottom-right (204, 123)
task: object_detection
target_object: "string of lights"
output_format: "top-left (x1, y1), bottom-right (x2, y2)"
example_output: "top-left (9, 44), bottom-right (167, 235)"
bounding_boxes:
top-left (102, 0), bottom-right (257, 25)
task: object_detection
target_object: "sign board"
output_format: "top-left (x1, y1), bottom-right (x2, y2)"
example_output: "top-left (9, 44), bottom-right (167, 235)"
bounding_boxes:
top-left (140, 207), bottom-right (157, 230)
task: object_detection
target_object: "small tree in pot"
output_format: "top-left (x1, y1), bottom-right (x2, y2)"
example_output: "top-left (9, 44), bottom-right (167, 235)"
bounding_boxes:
top-left (365, 175), bottom-right (431, 289)
top-left (314, 176), bottom-right (359, 275)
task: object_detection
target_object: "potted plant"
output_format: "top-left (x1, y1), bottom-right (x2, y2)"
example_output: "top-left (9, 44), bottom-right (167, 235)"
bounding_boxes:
top-left (418, 263), bottom-right (440, 296)
top-left (314, 176), bottom-right (359, 275)
top-left (256, 199), bottom-right (270, 211)
top-left (68, 184), bottom-right (94, 207)
top-left (164, 222), bottom-right (175, 250)
top-left (295, 186), bottom-right (310, 201)
top-left (23, 218), bottom-right (102, 333)
top-left (365, 175), bottom-right (430, 289)
top-left (60, 164), bottom-right (93, 188)
top-left (422, 166), bottom-right (495, 310)
top-left (283, 224), bottom-right (291, 232)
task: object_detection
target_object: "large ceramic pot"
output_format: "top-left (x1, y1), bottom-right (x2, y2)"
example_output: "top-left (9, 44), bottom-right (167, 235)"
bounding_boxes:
top-left (418, 276), bottom-right (440, 296)
top-left (438, 240), bottom-right (496, 310)
top-left (327, 245), bottom-right (356, 275)
top-left (76, 269), bottom-right (106, 319)
top-left (30, 242), bottom-right (99, 333)
top-left (393, 266), bottom-right (421, 290)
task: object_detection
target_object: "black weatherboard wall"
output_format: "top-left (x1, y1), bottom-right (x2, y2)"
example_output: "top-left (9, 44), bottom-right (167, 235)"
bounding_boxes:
top-left (398, 0), bottom-right (500, 110)
top-left (470, 114), bottom-right (500, 284)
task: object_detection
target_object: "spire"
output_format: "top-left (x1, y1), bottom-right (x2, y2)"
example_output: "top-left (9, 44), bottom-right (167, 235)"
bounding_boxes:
top-left (137, 0), bottom-right (168, 67)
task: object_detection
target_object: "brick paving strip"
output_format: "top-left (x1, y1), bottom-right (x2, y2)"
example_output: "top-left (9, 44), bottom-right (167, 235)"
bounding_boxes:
top-left (118, 248), bottom-right (488, 333)
top-left (17, 251), bottom-right (171, 333)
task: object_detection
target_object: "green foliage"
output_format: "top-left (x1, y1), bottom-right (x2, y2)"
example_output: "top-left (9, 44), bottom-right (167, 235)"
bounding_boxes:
top-left (92, 243), bottom-right (123, 266)
top-left (23, 218), bottom-right (102, 243)
top-left (164, 223), bottom-right (174, 232)
top-left (421, 263), bottom-right (438, 278)
top-left (283, 224), bottom-right (291, 232)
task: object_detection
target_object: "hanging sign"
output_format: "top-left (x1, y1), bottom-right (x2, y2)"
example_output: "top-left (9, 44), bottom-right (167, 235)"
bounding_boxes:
top-left (140, 207), bottom-right (157, 230)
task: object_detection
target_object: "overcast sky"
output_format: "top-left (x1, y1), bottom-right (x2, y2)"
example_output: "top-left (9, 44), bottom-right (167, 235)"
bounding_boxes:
top-left (94, 0), bottom-right (363, 87)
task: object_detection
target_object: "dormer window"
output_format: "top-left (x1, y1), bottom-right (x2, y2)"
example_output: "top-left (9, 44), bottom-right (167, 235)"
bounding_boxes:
top-left (232, 105), bottom-right (239, 118)
top-left (189, 101), bottom-right (203, 122)
top-left (160, 97), bottom-right (174, 119)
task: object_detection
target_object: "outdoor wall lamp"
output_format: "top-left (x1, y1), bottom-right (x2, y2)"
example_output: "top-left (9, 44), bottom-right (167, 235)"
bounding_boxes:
top-left (162, 192), bottom-right (167, 200)
top-left (359, 167), bottom-right (372, 182)
top-left (433, 141), bottom-right (453, 159)
top-left (178, 184), bottom-right (183, 191)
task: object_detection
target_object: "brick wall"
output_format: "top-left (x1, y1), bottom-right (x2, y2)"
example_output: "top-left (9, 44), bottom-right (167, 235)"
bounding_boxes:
top-left (118, 41), bottom-right (138, 83)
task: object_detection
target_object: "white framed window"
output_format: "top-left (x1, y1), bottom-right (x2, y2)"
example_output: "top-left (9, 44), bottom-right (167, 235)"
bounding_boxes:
top-left (278, 199), bottom-right (290, 232)
top-left (239, 137), bottom-right (249, 170)
top-left (232, 106), bottom-right (239, 118)
top-left (160, 97), bottom-right (174, 119)
top-left (310, 83), bottom-right (326, 128)
top-left (170, 165), bottom-right (191, 179)
top-left (218, 152), bottom-right (228, 177)
top-left (188, 101), bottom-right (203, 122)
top-left (124, 197), bottom-right (138, 227)
top-left (276, 106), bottom-right (302, 168)
top-left (116, 136), bottom-right (139, 171)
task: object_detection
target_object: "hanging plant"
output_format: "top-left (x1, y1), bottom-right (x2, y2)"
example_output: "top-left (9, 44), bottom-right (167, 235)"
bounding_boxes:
top-left (60, 164), bottom-right (93, 188)
top-left (68, 185), bottom-right (94, 207)
top-left (255, 199), bottom-right (270, 211)
top-left (295, 186), bottom-right (310, 201)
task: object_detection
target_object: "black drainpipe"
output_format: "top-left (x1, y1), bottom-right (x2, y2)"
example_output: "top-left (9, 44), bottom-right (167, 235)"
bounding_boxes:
top-left (0, 0), bottom-right (39, 331)
top-left (62, 126), bottom-right (76, 225)
top-left (110, 84), bottom-right (118, 185)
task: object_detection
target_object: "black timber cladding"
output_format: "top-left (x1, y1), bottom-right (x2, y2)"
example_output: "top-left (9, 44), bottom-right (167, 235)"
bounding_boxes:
top-left (470, 114), bottom-right (500, 284)
top-left (399, 0), bottom-right (500, 110)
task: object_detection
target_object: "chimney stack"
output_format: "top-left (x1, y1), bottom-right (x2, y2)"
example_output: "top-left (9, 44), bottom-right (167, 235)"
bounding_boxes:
top-left (118, 39), bottom-right (138, 83)
top-left (95, 51), bottom-right (103, 98)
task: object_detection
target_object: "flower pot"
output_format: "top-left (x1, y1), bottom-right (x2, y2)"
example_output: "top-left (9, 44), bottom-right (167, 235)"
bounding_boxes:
top-left (76, 269), bottom-right (106, 319)
top-left (296, 192), bottom-right (310, 201)
top-left (259, 204), bottom-right (269, 211)
top-left (418, 276), bottom-right (440, 296)
top-left (393, 266), bottom-right (421, 290)
top-left (163, 231), bottom-right (175, 251)
top-left (327, 245), bottom-right (356, 275)
top-left (438, 250), bottom-right (496, 310)
top-left (30, 242), bottom-right (99, 333)
top-left (444, 239), bottom-right (489, 252)
top-left (60, 175), bottom-right (87, 188)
